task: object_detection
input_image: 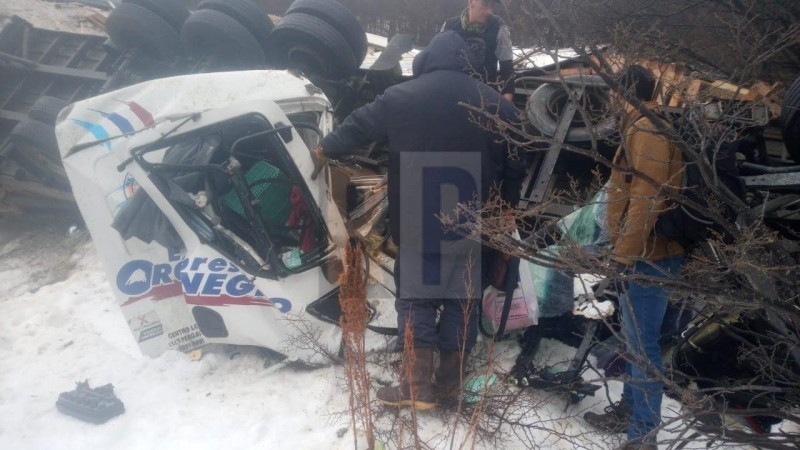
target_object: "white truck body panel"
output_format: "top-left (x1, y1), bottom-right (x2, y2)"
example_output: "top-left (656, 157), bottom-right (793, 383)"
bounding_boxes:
top-left (56, 70), bottom-right (353, 363)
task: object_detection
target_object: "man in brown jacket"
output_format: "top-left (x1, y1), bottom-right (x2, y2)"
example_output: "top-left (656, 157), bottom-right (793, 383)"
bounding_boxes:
top-left (584, 65), bottom-right (685, 449)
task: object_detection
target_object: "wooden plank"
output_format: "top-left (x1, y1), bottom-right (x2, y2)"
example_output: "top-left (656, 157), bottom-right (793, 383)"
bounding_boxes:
top-left (555, 67), bottom-right (593, 77)
top-left (0, 187), bottom-right (21, 213)
top-left (684, 78), bottom-right (706, 101)
top-left (745, 81), bottom-right (783, 117)
top-left (0, 175), bottom-right (75, 202)
top-left (707, 80), bottom-right (750, 100)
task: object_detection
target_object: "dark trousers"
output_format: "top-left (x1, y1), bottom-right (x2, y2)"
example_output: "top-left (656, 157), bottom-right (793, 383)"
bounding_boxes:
top-left (394, 254), bottom-right (479, 352)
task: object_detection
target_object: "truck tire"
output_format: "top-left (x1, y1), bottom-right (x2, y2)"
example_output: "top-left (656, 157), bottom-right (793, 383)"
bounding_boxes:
top-left (525, 75), bottom-right (615, 142)
top-left (197, 0), bottom-right (274, 53)
top-left (285, 0), bottom-right (367, 66)
top-left (9, 119), bottom-right (61, 162)
top-left (268, 13), bottom-right (357, 79)
top-left (28, 96), bottom-right (69, 126)
top-left (181, 9), bottom-right (266, 68)
top-left (106, 3), bottom-right (182, 60)
top-left (780, 75), bottom-right (800, 163)
top-left (125, 0), bottom-right (190, 32)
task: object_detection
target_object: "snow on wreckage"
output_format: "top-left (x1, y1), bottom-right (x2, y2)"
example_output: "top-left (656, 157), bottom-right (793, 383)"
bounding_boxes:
top-left (24, 0), bottom-right (415, 364)
top-left (57, 68), bottom-right (361, 362)
top-left (47, 0), bottom-right (614, 395)
top-left (15, 1), bottom-right (800, 433)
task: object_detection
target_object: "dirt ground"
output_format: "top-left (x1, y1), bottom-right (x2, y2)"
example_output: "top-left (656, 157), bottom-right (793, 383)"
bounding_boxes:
top-left (0, 213), bottom-right (88, 299)
top-left (0, 0), bottom-right (108, 35)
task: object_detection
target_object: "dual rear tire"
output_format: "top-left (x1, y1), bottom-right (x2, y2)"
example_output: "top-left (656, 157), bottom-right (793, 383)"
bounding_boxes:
top-left (105, 0), bottom-right (368, 77)
top-left (270, 0), bottom-right (367, 79)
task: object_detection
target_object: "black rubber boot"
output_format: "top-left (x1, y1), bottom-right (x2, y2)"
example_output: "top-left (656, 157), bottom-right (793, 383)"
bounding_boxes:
top-left (376, 347), bottom-right (436, 410)
top-left (583, 396), bottom-right (631, 433)
top-left (511, 325), bottom-right (542, 379)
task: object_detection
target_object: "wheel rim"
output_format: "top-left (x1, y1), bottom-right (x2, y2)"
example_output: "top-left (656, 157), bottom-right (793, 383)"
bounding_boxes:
top-left (545, 88), bottom-right (609, 128)
top-left (287, 45), bottom-right (327, 75)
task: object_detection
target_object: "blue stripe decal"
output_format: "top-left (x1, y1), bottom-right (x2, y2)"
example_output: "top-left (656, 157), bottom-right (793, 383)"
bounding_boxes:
top-left (72, 119), bottom-right (111, 149)
top-left (90, 109), bottom-right (135, 134)
top-left (107, 112), bottom-right (135, 134)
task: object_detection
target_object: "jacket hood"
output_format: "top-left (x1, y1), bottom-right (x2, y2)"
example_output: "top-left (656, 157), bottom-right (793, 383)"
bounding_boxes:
top-left (412, 31), bottom-right (480, 78)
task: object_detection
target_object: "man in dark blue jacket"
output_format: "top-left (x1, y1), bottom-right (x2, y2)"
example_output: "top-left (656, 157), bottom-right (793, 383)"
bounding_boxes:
top-left (312, 30), bottom-right (524, 409)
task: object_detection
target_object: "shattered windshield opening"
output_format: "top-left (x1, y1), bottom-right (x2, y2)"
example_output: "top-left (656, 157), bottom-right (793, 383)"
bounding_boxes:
top-left (287, 111), bottom-right (322, 150)
top-left (119, 114), bottom-right (330, 278)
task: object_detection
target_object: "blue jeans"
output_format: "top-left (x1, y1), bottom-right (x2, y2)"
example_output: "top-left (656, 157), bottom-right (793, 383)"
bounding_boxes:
top-left (620, 255), bottom-right (684, 444)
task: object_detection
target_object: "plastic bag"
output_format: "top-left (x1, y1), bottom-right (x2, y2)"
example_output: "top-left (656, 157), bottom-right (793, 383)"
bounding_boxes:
top-left (559, 188), bottom-right (609, 246)
top-left (481, 285), bottom-right (537, 333)
top-left (529, 187), bottom-right (611, 318)
top-left (481, 231), bottom-right (539, 333)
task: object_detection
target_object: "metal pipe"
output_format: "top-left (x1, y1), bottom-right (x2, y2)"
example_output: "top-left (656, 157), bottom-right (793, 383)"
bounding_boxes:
top-left (514, 76), bottom-right (608, 88)
top-left (740, 161), bottom-right (800, 174)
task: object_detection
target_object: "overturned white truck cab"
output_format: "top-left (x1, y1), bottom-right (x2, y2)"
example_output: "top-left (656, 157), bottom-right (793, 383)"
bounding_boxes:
top-left (56, 70), bottom-right (390, 363)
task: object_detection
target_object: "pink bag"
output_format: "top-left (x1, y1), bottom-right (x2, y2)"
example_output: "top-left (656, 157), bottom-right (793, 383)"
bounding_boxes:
top-left (481, 257), bottom-right (538, 333)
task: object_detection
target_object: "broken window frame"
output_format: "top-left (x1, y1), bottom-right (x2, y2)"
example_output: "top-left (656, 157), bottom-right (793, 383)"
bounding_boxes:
top-left (130, 113), bottom-right (332, 279)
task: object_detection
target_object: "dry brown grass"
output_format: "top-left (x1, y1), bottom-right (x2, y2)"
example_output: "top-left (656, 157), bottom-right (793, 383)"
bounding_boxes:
top-left (339, 240), bottom-right (375, 449)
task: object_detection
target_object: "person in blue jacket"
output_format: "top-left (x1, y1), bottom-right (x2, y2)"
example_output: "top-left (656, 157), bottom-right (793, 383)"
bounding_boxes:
top-left (311, 30), bottom-right (525, 409)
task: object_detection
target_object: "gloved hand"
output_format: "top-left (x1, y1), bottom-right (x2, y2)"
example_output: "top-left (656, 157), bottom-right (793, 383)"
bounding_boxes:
top-left (608, 260), bottom-right (630, 295)
top-left (609, 260), bottom-right (630, 277)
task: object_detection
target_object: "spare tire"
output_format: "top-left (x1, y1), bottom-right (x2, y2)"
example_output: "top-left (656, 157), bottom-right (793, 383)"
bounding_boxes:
top-left (28, 96), bottom-right (69, 126)
top-left (780, 75), bottom-right (800, 163)
top-left (181, 9), bottom-right (265, 69)
top-left (285, 0), bottom-right (367, 66)
top-left (106, 3), bottom-right (182, 60)
top-left (125, 0), bottom-right (190, 32)
top-left (267, 13), bottom-right (357, 79)
top-left (9, 119), bottom-right (61, 162)
top-left (525, 75), bottom-right (615, 142)
top-left (197, 0), bottom-right (274, 54)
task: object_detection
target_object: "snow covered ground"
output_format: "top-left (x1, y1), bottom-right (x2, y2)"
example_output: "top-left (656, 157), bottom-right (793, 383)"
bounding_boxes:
top-left (0, 1), bottom-right (776, 448)
top-left (0, 216), bottom-right (727, 450)
top-left (0, 217), bottom-right (366, 449)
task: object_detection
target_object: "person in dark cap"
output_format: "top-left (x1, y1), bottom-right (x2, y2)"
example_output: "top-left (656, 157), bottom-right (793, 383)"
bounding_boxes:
top-left (441, 0), bottom-right (515, 101)
top-left (311, 30), bottom-right (525, 409)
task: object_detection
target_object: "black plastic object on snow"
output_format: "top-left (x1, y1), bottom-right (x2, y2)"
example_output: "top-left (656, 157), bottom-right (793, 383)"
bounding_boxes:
top-left (56, 380), bottom-right (125, 424)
